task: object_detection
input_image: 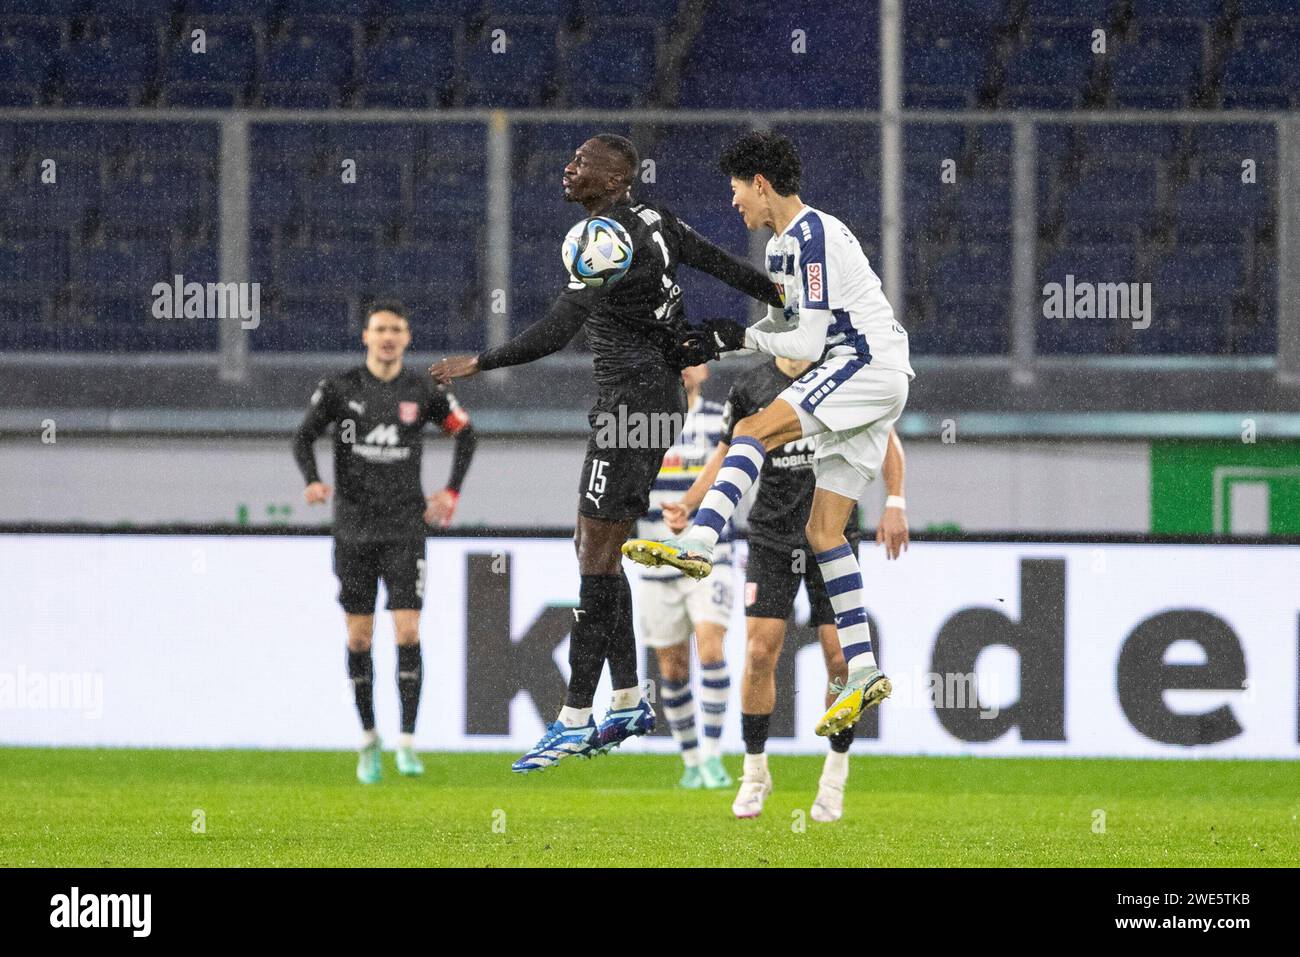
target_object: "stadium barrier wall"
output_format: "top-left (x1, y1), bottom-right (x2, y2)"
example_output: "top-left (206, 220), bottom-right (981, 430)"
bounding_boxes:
top-left (2, 533), bottom-right (1297, 758)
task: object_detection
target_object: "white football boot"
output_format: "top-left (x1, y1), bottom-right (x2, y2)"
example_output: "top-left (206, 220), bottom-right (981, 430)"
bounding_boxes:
top-left (731, 753), bottom-right (773, 819)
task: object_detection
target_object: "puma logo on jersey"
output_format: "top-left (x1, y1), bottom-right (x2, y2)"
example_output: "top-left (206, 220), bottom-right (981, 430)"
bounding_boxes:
top-left (348, 400), bottom-right (365, 414)
top-left (584, 492), bottom-right (604, 508)
top-left (363, 423), bottom-right (400, 446)
top-left (572, 609), bottom-right (585, 622)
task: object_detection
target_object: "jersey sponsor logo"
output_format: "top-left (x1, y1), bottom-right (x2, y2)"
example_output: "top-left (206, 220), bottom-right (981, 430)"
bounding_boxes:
top-left (364, 423), bottom-right (400, 446)
top-left (398, 401), bottom-right (419, 425)
top-left (807, 262), bottom-right (825, 303)
top-left (745, 581), bottom-right (757, 606)
top-left (353, 423), bottom-right (411, 462)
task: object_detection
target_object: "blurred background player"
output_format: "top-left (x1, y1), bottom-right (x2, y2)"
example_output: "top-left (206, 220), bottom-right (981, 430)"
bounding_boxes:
top-left (667, 355), bottom-right (907, 821)
top-left (294, 302), bottom-right (477, 784)
top-left (637, 363), bottom-right (734, 790)
top-left (625, 131), bottom-right (914, 741)
top-left (430, 134), bottom-right (781, 774)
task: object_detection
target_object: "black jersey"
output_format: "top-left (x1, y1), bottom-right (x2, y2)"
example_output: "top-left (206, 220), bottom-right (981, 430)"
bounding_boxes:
top-left (293, 365), bottom-right (469, 543)
top-left (554, 198), bottom-right (780, 388)
top-left (722, 360), bottom-right (862, 556)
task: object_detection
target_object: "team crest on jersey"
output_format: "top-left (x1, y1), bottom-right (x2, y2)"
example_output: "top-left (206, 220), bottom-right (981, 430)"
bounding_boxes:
top-left (398, 401), bottom-right (419, 424)
top-left (807, 262), bottom-right (824, 303)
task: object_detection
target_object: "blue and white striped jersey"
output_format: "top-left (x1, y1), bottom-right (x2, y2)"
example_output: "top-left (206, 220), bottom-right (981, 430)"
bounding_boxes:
top-left (751, 205), bottom-right (914, 378)
top-left (637, 394), bottom-right (732, 579)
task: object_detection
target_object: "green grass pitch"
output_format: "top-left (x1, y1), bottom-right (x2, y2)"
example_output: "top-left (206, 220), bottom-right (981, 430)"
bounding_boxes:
top-left (2, 748), bottom-right (1296, 867)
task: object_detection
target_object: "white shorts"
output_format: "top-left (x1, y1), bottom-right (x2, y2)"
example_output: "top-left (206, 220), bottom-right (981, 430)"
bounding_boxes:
top-left (638, 568), bottom-right (734, 649)
top-left (778, 357), bottom-right (910, 500)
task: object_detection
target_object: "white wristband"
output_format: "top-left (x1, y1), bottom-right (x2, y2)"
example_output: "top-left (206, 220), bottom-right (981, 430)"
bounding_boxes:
top-left (885, 495), bottom-right (907, 511)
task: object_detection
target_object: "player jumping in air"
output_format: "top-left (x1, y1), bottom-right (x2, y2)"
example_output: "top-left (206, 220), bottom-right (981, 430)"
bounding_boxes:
top-left (294, 301), bottom-right (477, 784)
top-left (430, 133), bottom-right (781, 774)
top-left (664, 354), bottom-right (908, 820)
top-left (636, 363), bottom-right (735, 790)
top-left (623, 130), bottom-right (915, 739)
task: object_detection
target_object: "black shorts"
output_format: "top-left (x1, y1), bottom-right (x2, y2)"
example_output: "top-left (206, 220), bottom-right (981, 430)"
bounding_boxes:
top-left (744, 540), bottom-right (845, 626)
top-left (334, 537), bottom-right (427, 614)
top-left (578, 374), bottom-right (686, 523)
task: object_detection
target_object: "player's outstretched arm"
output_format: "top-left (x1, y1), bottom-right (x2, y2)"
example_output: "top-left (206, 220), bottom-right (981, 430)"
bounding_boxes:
top-left (430, 298), bottom-right (588, 383)
top-left (876, 427), bottom-right (908, 560)
top-left (673, 216), bottom-right (783, 307)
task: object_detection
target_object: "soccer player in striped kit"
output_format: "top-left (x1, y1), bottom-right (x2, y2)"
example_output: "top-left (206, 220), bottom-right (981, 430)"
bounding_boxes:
top-left (636, 363), bottom-right (735, 789)
top-left (664, 354), bottom-right (909, 820)
top-left (625, 131), bottom-right (914, 739)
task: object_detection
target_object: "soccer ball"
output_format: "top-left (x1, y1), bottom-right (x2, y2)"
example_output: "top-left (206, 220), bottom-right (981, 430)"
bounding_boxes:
top-left (562, 216), bottom-right (633, 287)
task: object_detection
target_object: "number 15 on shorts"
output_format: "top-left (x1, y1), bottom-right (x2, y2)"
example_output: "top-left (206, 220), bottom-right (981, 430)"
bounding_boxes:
top-left (585, 459), bottom-right (610, 509)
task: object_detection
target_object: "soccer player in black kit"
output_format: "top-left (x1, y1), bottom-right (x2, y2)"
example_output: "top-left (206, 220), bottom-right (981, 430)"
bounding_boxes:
top-left (664, 355), bottom-right (908, 821)
top-left (430, 134), bottom-right (781, 773)
top-left (295, 302), bottom-right (477, 784)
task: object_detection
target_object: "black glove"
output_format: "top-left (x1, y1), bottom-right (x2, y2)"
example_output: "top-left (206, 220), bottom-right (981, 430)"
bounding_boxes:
top-left (701, 318), bottom-right (747, 353)
top-left (668, 328), bottom-right (720, 368)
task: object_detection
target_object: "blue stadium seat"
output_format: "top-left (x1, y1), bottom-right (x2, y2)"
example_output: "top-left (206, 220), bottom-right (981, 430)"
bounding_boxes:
top-left (1060, 167), bottom-right (1160, 235)
top-left (1025, 0), bottom-right (1119, 18)
top-left (487, 0), bottom-right (577, 15)
top-left (73, 240), bottom-right (170, 290)
top-left (1172, 168), bottom-right (1269, 240)
top-left (362, 19), bottom-right (458, 107)
top-left (905, 38), bottom-right (984, 107)
top-left (99, 163), bottom-right (214, 223)
top-left (952, 177), bottom-right (1011, 240)
top-left (276, 242), bottom-right (374, 288)
top-left (933, 244), bottom-right (1010, 296)
top-left (1128, 0), bottom-right (1223, 16)
top-left (564, 21), bottom-right (657, 108)
top-left (0, 18), bottom-right (60, 87)
top-left (251, 293), bottom-right (353, 352)
top-left (1133, 295), bottom-right (1230, 355)
top-left (462, 19), bottom-right (559, 106)
top-left (264, 18), bottom-right (356, 87)
top-left (905, 0), bottom-right (1009, 33)
top-left (678, 0), bottom-right (878, 109)
top-left (310, 161), bottom-right (404, 229)
top-left (1236, 0), bottom-right (1298, 15)
top-left (1003, 24), bottom-right (1096, 108)
top-left (1220, 20), bottom-right (1300, 108)
top-left (0, 235), bottom-right (69, 285)
top-left (575, 0), bottom-right (678, 18)
top-left (1110, 22), bottom-right (1203, 108)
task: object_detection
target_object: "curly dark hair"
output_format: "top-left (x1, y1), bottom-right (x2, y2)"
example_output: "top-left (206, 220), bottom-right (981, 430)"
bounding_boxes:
top-left (719, 131), bottom-right (802, 196)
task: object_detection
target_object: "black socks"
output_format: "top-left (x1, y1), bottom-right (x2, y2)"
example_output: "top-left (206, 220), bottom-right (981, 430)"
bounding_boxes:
top-left (606, 570), bottom-right (639, 692)
top-left (742, 712), bottom-right (771, 755)
top-left (566, 574), bottom-right (621, 709)
top-left (397, 643), bottom-right (422, 735)
top-left (347, 648), bottom-right (375, 732)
